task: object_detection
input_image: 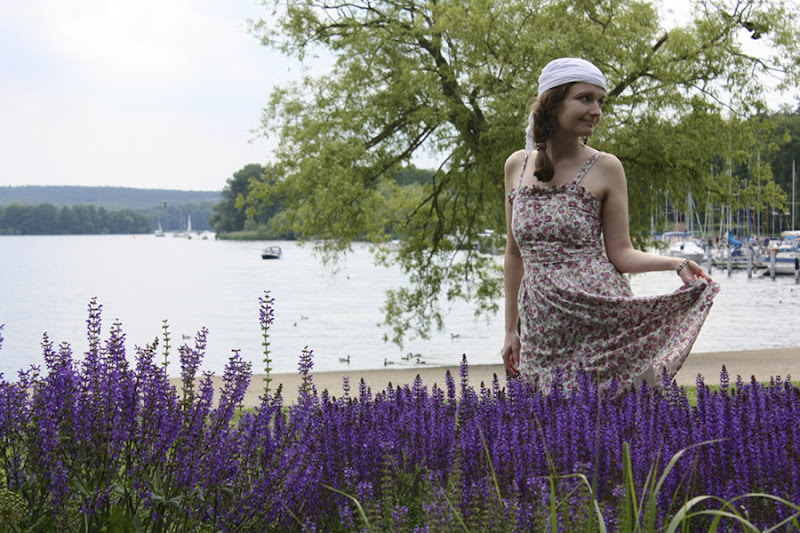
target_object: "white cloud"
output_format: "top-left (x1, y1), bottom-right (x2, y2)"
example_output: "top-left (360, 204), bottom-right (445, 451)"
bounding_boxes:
top-left (3, 0), bottom-right (269, 87)
top-left (0, 83), bottom-right (264, 190)
top-left (0, 0), bottom-right (299, 190)
top-left (1, 0), bottom-right (796, 190)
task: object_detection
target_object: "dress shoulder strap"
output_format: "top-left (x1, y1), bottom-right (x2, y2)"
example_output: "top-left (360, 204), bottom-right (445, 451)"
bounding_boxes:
top-left (573, 152), bottom-right (601, 185)
top-left (516, 152), bottom-right (530, 189)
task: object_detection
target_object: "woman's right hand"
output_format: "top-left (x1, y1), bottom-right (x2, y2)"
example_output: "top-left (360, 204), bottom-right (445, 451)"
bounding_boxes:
top-left (678, 259), bottom-right (713, 284)
top-left (502, 333), bottom-right (521, 378)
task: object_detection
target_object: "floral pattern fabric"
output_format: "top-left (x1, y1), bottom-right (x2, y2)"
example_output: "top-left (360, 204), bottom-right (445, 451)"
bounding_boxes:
top-left (509, 152), bottom-right (719, 392)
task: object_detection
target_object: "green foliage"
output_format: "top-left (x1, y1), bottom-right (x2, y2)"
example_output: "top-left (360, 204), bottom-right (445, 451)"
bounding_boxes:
top-left (209, 163), bottom-right (303, 238)
top-left (248, 0), bottom-right (800, 343)
top-left (0, 186), bottom-right (219, 233)
top-left (0, 203), bottom-right (153, 235)
top-left (0, 186), bottom-right (220, 211)
top-left (759, 107), bottom-right (800, 231)
top-left (393, 165), bottom-right (435, 187)
top-left (0, 469), bottom-right (28, 528)
top-left (210, 164), bottom-right (269, 234)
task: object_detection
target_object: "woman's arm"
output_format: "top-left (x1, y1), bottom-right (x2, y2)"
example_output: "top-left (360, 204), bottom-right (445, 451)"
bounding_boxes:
top-left (502, 150), bottom-right (525, 376)
top-left (597, 154), bottom-right (712, 283)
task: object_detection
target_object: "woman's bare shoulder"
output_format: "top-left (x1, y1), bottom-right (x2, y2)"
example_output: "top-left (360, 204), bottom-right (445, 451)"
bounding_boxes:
top-left (594, 151), bottom-right (626, 184)
top-left (595, 151), bottom-right (624, 172)
top-left (504, 149), bottom-right (526, 191)
top-left (579, 151), bottom-right (625, 202)
top-left (505, 149), bottom-right (526, 171)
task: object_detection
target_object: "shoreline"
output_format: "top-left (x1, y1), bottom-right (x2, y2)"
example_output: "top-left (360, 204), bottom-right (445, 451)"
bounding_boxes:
top-left (174, 347), bottom-right (800, 408)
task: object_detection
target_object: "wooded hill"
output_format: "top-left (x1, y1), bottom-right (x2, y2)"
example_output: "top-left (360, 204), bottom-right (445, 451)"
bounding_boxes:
top-left (0, 186), bottom-right (220, 210)
top-left (0, 186), bottom-right (221, 234)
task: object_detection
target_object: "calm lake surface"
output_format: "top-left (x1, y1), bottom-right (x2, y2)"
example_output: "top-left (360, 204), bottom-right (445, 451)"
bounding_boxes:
top-left (1, 235), bottom-right (798, 379)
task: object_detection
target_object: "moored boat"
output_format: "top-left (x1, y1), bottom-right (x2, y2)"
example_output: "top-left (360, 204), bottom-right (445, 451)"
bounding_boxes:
top-left (661, 231), bottom-right (706, 263)
top-left (758, 237), bottom-right (799, 275)
top-left (261, 246), bottom-right (283, 260)
top-left (711, 245), bottom-right (752, 269)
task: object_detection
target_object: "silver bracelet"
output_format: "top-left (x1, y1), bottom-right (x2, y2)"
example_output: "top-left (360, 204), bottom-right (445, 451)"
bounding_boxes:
top-left (676, 259), bottom-right (690, 275)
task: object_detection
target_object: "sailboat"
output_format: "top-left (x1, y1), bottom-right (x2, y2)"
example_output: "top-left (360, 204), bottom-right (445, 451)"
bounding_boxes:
top-left (154, 219), bottom-right (165, 237)
top-left (659, 192), bottom-right (706, 263)
top-left (173, 213), bottom-right (192, 238)
top-left (754, 160), bottom-right (799, 275)
top-left (185, 214), bottom-right (192, 239)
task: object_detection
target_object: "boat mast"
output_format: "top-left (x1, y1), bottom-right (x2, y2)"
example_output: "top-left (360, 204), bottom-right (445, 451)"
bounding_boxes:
top-left (793, 159), bottom-right (796, 230)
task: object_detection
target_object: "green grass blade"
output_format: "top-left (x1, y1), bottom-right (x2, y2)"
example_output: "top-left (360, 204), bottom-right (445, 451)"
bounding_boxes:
top-left (682, 509), bottom-right (760, 532)
top-left (763, 512), bottom-right (800, 533)
top-left (323, 484), bottom-right (373, 532)
top-left (735, 493), bottom-right (800, 533)
top-left (547, 472), bottom-right (557, 533)
top-left (437, 485), bottom-right (471, 532)
top-left (620, 442), bottom-right (640, 531)
top-left (664, 495), bottom-right (716, 533)
top-left (529, 408), bottom-right (561, 532)
top-left (572, 472), bottom-right (608, 533)
top-left (479, 430), bottom-right (504, 507)
top-left (738, 492), bottom-right (800, 513)
top-left (644, 439), bottom-right (726, 531)
top-left (279, 501), bottom-right (315, 533)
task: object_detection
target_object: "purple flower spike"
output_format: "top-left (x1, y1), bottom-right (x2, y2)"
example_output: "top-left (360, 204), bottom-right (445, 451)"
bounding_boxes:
top-left (1, 297), bottom-right (798, 531)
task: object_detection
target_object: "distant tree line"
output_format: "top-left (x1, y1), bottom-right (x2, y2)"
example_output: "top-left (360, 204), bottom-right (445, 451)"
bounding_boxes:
top-left (0, 186), bottom-right (220, 211)
top-left (0, 204), bottom-right (152, 235)
top-left (0, 186), bottom-right (220, 233)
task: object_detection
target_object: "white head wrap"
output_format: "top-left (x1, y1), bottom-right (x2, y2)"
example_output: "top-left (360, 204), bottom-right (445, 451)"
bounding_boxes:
top-left (525, 58), bottom-right (607, 156)
top-left (525, 110), bottom-right (536, 156)
top-left (537, 57), bottom-right (607, 95)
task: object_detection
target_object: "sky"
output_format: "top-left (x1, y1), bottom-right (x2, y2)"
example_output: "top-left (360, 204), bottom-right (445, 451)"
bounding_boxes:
top-left (0, 0), bottom-right (304, 191)
top-left (0, 1), bottom-right (796, 193)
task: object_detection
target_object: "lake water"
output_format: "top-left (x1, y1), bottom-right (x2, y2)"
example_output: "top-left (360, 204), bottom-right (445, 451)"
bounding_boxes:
top-left (0, 235), bottom-right (798, 380)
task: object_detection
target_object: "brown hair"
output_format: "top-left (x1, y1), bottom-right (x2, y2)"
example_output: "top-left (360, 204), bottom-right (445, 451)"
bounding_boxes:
top-left (531, 83), bottom-right (574, 182)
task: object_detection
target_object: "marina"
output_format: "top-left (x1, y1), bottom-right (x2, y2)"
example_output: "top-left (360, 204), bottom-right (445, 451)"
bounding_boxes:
top-left (654, 159), bottom-right (799, 280)
top-left (692, 229), bottom-right (800, 280)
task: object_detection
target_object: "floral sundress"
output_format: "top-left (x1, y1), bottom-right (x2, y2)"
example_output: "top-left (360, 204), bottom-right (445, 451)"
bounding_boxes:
top-left (508, 151), bottom-right (719, 392)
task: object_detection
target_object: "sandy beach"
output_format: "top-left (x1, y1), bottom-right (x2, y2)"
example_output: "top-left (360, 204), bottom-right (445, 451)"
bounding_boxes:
top-left (174, 347), bottom-right (799, 408)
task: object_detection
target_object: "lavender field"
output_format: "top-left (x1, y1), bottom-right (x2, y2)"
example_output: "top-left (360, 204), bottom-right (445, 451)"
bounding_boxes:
top-left (0, 295), bottom-right (798, 532)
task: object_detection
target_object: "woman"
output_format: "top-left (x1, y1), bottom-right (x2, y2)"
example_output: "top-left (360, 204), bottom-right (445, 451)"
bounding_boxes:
top-left (502, 57), bottom-right (719, 392)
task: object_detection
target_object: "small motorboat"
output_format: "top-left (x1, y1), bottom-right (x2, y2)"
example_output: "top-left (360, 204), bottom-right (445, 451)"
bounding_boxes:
top-left (261, 246), bottom-right (283, 260)
top-left (661, 231), bottom-right (706, 263)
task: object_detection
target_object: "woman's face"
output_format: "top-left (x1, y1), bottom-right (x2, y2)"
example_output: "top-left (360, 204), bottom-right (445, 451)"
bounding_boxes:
top-left (555, 82), bottom-right (605, 139)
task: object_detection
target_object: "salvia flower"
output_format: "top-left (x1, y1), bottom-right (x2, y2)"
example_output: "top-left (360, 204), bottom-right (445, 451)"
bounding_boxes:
top-left (0, 298), bottom-right (798, 532)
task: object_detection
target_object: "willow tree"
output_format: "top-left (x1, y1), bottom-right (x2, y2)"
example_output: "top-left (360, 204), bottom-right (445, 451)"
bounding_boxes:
top-left (247, 0), bottom-right (800, 343)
